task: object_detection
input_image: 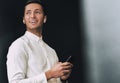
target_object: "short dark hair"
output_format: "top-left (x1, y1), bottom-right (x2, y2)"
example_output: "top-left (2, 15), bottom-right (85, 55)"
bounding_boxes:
top-left (24, 0), bottom-right (47, 15)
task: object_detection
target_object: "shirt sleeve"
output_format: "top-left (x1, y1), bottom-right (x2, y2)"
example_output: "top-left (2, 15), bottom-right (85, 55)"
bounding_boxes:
top-left (6, 39), bottom-right (47, 83)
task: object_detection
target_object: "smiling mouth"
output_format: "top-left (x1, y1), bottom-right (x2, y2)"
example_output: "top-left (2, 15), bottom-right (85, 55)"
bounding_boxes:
top-left (30, 20), bottom-right (37, 25)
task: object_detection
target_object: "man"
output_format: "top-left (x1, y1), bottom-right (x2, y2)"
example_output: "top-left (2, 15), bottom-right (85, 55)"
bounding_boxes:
top-left (6, 0), bottom-right (73, 83)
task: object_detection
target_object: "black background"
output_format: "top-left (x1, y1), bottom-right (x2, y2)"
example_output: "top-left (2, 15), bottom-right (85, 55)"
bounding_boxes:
top-left (0, 0), bottom-right (85, 83)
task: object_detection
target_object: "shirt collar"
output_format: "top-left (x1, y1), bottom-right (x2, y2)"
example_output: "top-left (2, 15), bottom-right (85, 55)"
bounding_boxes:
top-left (25, 31), bottom-right (43, 42)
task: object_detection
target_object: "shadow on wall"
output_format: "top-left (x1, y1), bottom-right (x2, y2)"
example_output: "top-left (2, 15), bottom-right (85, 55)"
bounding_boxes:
top-left (82, 0), bottom-right (120, 83)
top-left (0, 1), bottom-right (22, 82)
top-left (0, 33), bottom-right (15, 83)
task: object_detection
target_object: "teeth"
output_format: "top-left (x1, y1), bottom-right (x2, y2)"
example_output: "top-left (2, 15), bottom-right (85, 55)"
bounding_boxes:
top-left (31, 21), bottom-right (36, 24)
top-left (32, 21), bottom-right (35, 22)
top-left (32, 22), bottom-right (35, 23)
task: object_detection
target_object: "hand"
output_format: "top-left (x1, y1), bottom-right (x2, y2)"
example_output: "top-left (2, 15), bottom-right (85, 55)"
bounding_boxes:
top-left (60, 62), bottom-right (73, 80)
top-left (45, 62), bottom-right (73, 80)
top-left (60, 69), bottom-right (72, 80)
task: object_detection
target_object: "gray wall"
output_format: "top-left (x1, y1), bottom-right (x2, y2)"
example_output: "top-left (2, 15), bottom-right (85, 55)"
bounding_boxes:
top-left (82, 0), bottom-right (120, 83)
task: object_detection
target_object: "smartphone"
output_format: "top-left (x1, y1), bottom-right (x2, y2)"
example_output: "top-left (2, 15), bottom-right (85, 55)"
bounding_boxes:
top-left (66, 56), bottom-right (72, 62)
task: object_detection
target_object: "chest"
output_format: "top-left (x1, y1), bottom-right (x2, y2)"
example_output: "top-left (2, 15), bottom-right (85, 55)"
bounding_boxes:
top-left (26, 41), bottom-right (57, 69)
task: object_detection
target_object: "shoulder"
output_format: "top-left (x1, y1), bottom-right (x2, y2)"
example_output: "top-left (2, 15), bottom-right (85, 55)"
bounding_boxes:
top-left (9, 35), bottom-right (29, 49)
top-left (44, 42), bottom-right (55, 50)
top-left (43, 42), bottom-right (57, 54)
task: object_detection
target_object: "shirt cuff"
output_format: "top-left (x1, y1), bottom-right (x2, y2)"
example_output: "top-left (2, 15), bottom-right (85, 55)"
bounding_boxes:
top-left (34, 72), bottom-right (47, 83)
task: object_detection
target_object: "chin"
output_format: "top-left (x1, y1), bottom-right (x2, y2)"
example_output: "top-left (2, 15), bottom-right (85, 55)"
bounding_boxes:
top-left (30, 26), bottom-right (42, 30)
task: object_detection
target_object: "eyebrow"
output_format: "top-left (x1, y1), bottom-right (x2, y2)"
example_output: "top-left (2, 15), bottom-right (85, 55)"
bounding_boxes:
top-left (26, 9), bottom-right (41, 12)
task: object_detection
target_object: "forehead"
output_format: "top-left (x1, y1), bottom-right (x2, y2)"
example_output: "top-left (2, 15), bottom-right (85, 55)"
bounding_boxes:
top-left (25, 3), bottom-right (43, 11)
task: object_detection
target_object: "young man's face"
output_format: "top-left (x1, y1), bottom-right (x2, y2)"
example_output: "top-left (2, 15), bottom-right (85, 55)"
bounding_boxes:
top-left (23, 3), bottom-right (46, 31)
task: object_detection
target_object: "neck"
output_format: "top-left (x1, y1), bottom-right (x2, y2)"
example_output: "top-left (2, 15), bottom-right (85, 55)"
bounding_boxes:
top-left (27, 28), bottom-right (42, 38)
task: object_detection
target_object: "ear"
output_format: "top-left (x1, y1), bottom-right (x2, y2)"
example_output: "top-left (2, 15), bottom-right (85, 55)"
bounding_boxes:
top-left (23, 20), bottom-right (25, 24)
top-left (23, 17), bottom-right (25, 24)
top-left (43, 16), bottom-right (47, 23)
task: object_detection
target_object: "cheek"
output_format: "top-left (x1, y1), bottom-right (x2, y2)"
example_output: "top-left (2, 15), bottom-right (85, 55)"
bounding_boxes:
top-left (24, 19), bottom-right (30, 25)
top-left (25, 16), bottom-right (30, 21)
top-left (39, 16), bottom-right (45, 22)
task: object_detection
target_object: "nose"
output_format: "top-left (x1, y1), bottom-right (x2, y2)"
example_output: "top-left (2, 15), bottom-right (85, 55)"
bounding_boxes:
top-left (30, 12), bottom-right (35, 18)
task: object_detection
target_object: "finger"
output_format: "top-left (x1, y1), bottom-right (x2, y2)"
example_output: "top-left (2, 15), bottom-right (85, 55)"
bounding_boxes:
top-left (62, 62), bottom-right (72, 66)
top-left (57, 62), bottom-right (62, 64)
top-left (63, 69), bottom-right (71, 74)
top-left (62, 65), bottom-right (72, 70)
top-left (62, 62), bottom-right (73, 68)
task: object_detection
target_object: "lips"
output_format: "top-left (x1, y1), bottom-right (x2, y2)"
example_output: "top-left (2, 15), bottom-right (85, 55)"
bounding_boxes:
top-left (29, 20), bottom-right (37, 25)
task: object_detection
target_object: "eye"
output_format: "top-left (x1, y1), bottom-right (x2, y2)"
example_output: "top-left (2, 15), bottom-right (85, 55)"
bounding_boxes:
top-left (35, 9), bottom-right (44, 14)
top-left (26, 11), bottom-right (31, 15)
top-left (35, 11), bottom-right (41, 14)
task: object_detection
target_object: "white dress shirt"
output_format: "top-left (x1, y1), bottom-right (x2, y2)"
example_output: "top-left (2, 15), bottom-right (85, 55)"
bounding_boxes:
top-left (6, 31), bottom-right (62, 83)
